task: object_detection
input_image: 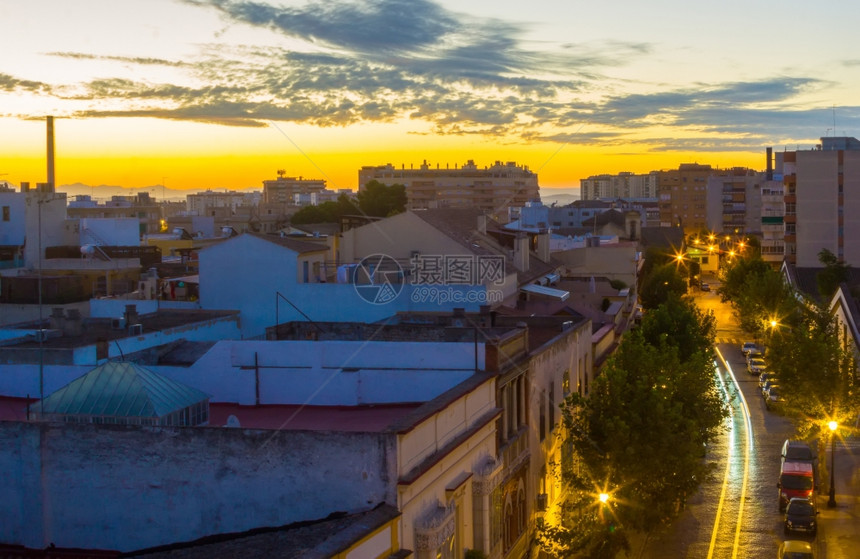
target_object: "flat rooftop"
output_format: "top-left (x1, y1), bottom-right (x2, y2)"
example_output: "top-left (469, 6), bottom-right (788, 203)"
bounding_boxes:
top-left (1, 309), bottom-right (238, 350)
top-left (0, 397), bottom-right (421, 433)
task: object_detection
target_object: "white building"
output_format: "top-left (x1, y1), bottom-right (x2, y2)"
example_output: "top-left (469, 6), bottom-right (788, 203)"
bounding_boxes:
top-left (186, 189), bottom-right (261, 216)
top-left (580, 171), bottom-right (659, 200)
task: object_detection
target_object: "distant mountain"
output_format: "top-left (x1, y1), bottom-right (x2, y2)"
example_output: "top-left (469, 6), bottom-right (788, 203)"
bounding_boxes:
top-left (541, 188), bottom-right (580, 206)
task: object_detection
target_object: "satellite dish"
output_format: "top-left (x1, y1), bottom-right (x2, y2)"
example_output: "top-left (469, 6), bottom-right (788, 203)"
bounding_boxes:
top-left (225, 415), bottom-right (241, 428)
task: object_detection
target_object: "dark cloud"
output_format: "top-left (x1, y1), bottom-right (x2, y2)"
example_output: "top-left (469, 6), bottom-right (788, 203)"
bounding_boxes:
top-left (191, 0), bottom-right (460, 56)
top-left (46, 52), bottom-right (187, 67)
top-left (8, 1), bottom-right (852, 153)
top-left (0, 73), bottom-right (50, 93)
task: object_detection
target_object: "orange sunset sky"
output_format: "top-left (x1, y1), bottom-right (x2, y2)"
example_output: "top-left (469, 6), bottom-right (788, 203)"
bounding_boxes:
top-left (2, 0), bottom-right (859, 194)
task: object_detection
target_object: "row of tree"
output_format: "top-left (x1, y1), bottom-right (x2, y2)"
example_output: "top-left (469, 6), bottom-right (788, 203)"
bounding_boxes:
top-left (539, 255), bottom-right (729, 557)
top-left (717, 247), bottom-right (859, 438)
top-left (289, 181), bottom-right (407, 224)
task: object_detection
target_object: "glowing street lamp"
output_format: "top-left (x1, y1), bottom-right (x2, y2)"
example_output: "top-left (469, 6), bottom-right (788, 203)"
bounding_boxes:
top-left (828, 421), bottom-right (838, 508)
top-left (598, 492), bottom-right (610, 504)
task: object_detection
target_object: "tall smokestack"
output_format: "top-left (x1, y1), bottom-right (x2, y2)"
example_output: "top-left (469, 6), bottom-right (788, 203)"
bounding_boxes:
top-left (766, 146), bottom-right (773, 181)
top-left (47, 116), bottom-right (55, 192)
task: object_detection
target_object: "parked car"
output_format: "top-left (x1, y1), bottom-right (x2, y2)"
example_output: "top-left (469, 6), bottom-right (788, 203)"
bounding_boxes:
top-left (778, 461), bottom-right (815, 512)
top-left (782, 440), bottom-right (816, 466)
top-left (765, 386), bottom-right (783, 409)
top-left (741, 341), bottom-right (759, 355)
top-left (748, 357), bottom-right (767, 375)
top-left (784, 497), bottom-right (818, 536)
top-left (759, 371), bottom-right (778, 388)
top-left (762, 379), bottom-right (779, 397)
top-left (746, 347), bottom-right (764, 361)
top-left (700, 282), bottom-right (711, 291)
top-left (778, 540), bottom-right (814, 558)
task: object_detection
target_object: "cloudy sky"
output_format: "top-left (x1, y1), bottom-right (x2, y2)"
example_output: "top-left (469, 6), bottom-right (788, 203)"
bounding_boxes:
top-left (2, 0), bottom-right (859, 192)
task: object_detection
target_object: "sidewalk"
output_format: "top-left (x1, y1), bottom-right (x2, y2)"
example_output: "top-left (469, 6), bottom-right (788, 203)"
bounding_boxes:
top-left (816, 440), bottom-right (860, 559)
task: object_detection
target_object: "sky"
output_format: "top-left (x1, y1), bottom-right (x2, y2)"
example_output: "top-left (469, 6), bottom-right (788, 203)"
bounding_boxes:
top-left (2, 0), bottom-right (860, 194)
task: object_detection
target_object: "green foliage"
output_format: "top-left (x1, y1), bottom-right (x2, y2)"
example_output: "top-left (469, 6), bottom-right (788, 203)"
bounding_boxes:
top-left (717, 254), bottom-right (772, 304)
top-left (816, 248), bottom-right (850, 300)
top-left (357, 180), bottom-right (407, 217)
top-left (766, 303), bottom-right (860, 435)
top-left (465, 550), bottom-right (487, 559)
top-left (541, 300), bottom-right (729, 557)
top-left (638, 263), bottom-right (687, 310)
top-left (289, 193), bottom-right (359, 224)
top-left (608, 279), bottom-right (627, 290)
top-left (639, 294), bottom-right (716, 363)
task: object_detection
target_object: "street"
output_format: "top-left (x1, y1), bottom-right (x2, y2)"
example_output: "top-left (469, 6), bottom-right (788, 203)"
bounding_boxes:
top-left (629, 276), bottom-right (859, 558)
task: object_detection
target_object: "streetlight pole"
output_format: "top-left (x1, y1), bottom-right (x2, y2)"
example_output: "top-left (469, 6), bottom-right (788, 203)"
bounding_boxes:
top-left (828, 420), bottom-right (838, 508)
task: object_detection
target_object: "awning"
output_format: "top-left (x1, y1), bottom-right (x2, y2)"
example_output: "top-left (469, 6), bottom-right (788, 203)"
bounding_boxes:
top-left (164, 274), bottom-right (199, 284)
top-left (521, 284), bottom-right (570, 301)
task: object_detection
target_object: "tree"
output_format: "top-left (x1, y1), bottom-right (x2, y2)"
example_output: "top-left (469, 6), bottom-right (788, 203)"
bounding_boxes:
top-left (357, 180), bottom-right (407, 217)
top-left (816, 248), bottom-right (850, 300)
top-left (766, 303), bottom-right (859, 436)
top-left (639, 293), bottom-right (716, 363)
top-left (731, 266), bottom-right (799, 338)
top-left (289, 193), bottom-right (360, 224)
top-left (540, 304), bottom-right (728, 557)
top-left (638, 263), bottom-right (687, 310)
top-left (718, 254), bottom-right (772, 305)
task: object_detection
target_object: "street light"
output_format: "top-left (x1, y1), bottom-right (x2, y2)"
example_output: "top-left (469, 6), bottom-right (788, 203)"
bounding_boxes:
top-left (828, 420), bottom-right (838, 508)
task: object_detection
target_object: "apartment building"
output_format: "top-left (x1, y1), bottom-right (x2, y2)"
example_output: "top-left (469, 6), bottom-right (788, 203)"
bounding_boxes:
top-left (580, 171), bottom-right (659, 200)
top-left (186, 189), bottom-right (261, 216)
top-left (781, 137), bottom-right (860, 266)
top-left (657, 163), bottom-right (713, 233)
top-left (66, 192), bottom-right (161, 238)
top-left (262, 172), bottom-right (327, 204)
top-left (704, 167), bottom-right (763, 237)
top-left (358, 160), bottom-right (539, 220)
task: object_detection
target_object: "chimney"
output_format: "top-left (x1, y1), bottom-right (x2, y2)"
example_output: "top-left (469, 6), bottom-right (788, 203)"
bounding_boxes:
top-left (64, 309), bottom-right (82, 336)
top-left (124, 304), bottom-right (139, 326)
top-left (46, 116), bottom-right (55, 193)
top-left (513, 232), bottom-right (530, 272)
top-left (49, 307), bottom-right (65, 331)
top-left (766, 147), bottom-right (773, 181)
top-left (536, 230), bottom-right (551, 263)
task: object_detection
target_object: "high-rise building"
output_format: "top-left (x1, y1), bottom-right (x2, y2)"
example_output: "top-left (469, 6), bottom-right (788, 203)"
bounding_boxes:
top-left (657, 163), bottom-right (713, 233)
top-left (780, 137), bottom-right (860, 266)
top-left (263, 172), bottom-right (327, 204)
top-left (358, 160), bottom-right (539, 221)
top-left (580, 171), bottom-right (658, 200)
top-left (705, 167), bottom-right (763, 237)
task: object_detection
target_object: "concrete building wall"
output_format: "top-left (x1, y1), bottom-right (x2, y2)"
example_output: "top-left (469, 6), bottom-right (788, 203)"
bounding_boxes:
top-left (23, 192), bottom-right (67, 267)
top-left (340, 212), bottom-right (467, 266)
top-left (80, 217), bottom-right (140, 246)
top-left (0, 191), bottom-right (26, 246)
top-left (844, 151), bottom-right (860, 266)
top-left (796, 150), bottom-right (839, 267)
top-left (553, 243), bottom-right (638, 287)
top-left (0, 421), bottom-right (396, 552)
top-left (396, 376), bottom-right (497, 554)
top-left (526, 321), bottom-right (591, 521)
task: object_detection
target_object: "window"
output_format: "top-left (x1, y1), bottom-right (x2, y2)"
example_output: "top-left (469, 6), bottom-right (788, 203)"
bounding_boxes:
top-left (549, 382), bottom-right (555, 431)
top-left (2, 206), bottom-right (9, 221)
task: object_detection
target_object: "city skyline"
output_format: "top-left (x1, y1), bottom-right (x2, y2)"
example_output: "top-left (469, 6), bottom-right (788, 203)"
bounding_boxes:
top-left (3, 0), bottom-right (860, 192)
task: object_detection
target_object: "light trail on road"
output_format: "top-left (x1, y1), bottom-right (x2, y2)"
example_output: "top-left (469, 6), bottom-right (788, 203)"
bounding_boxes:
top-left (706, 348), bottom-right (753, 559)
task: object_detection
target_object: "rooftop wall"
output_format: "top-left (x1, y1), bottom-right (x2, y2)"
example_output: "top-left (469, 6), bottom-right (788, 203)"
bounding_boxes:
top-left (0, 421), bottom-right (397, 552)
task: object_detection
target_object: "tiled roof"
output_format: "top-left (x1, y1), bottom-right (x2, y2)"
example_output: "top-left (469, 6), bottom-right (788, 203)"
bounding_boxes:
top-left (31, 362), bottom-right (209, 419)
